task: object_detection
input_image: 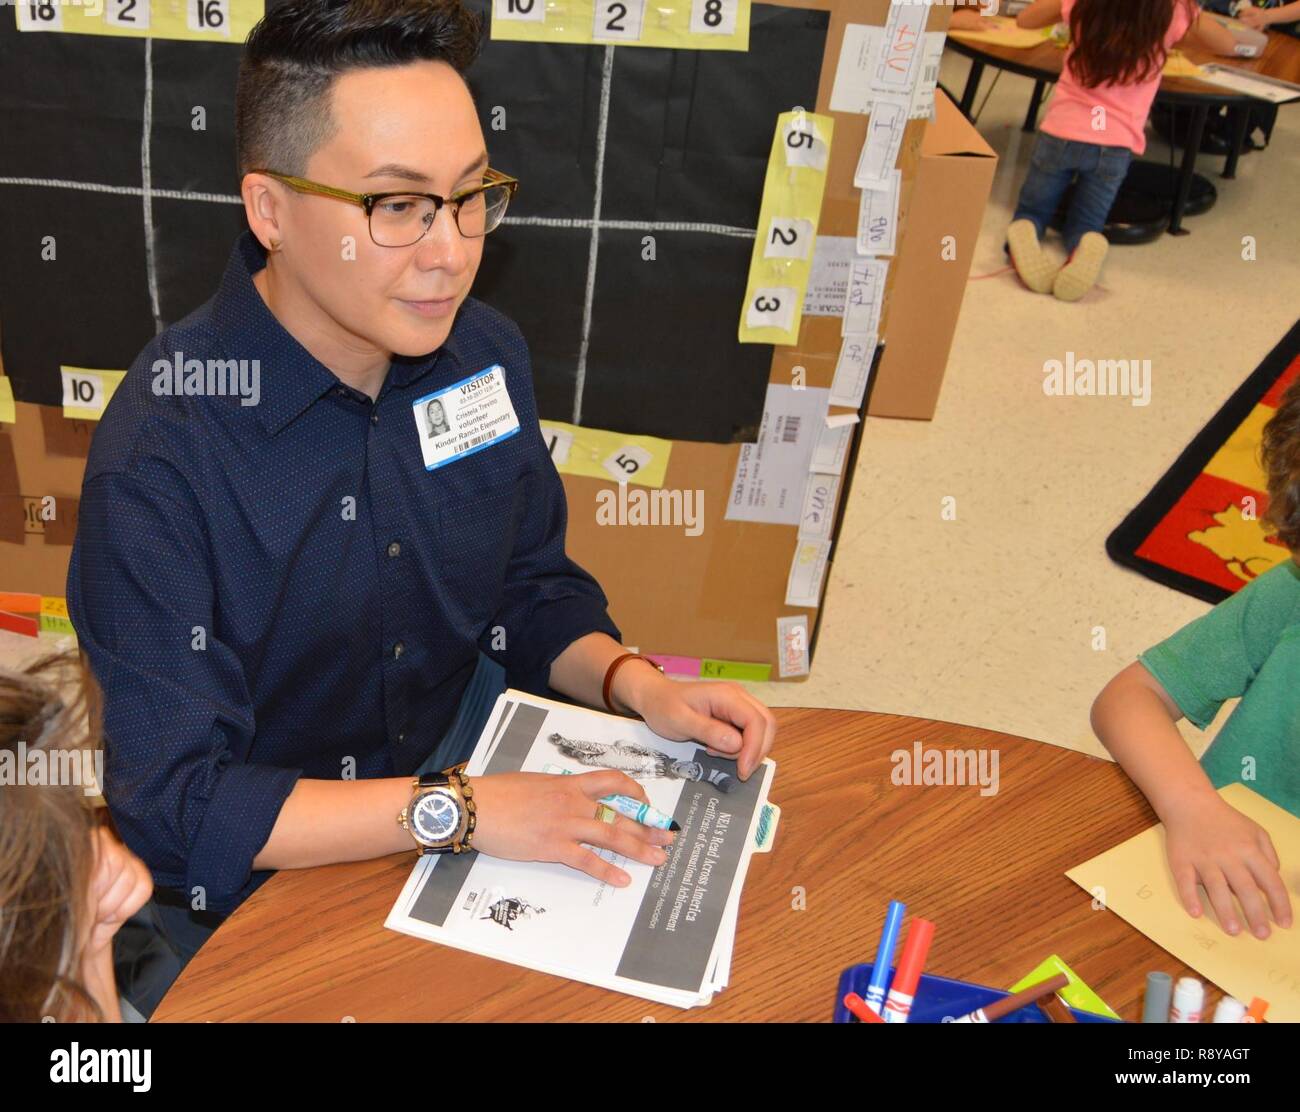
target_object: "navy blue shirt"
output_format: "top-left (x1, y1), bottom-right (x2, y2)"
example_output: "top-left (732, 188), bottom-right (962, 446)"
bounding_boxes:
top-left (68, 231), bottom-right (620, 914)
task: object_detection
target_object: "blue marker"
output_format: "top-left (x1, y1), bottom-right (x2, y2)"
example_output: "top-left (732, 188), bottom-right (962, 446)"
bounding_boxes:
top-left (865, 900), bottom-right (906, 1015)
top-left (599, 794), bottom-right (681, 831)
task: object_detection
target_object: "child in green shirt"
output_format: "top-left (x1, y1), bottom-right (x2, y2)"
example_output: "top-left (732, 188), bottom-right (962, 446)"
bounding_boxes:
top-left (1092, 377), bottom-right (1300, 941)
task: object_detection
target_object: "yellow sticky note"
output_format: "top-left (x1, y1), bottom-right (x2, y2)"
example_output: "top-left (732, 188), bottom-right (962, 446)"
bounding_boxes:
top-left (1067, 783), bottom-right (1300, 1023)
top-left (0, 377), bottom-right (14, 424)
top-left (61, 367), bottom-right (126, 422)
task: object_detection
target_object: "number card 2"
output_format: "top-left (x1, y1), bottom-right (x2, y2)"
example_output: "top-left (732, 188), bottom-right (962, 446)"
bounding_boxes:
top-left (592, 0), bottom-right (645, 41)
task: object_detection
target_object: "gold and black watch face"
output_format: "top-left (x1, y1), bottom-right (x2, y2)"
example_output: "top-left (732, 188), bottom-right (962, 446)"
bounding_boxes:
top-left (410, 787), bottom-right (461, 845)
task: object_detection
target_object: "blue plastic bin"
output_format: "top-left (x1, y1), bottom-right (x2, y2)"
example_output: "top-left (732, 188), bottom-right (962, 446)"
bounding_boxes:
top-left (833, 962), bottom-right (1124, 1023)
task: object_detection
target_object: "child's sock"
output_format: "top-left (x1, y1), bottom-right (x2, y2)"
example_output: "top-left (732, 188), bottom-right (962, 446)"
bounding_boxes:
top-left (1006, 219), bottom-right (1058, 294)
top-left (1053, 232), bottom-right (1109, 302)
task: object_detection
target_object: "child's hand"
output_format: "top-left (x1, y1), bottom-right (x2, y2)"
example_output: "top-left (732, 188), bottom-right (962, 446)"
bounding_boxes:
top-left (1163, 793), bottom-right (1293, 938)
top-left (84, 825), bottom-right (153, 956)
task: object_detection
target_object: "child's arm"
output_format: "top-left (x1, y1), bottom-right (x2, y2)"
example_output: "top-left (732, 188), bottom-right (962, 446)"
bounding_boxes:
top-left (1179, 10), bottom-right (1249, 54)
top-left (1091, 661), bottom-right (1293, 938)
top-left (1016, 0), bottom-right (1063, 29)
top-left (950, 8), bottom-right (996, 32)
top-left (1239, 0), bottom-right (1300, 29)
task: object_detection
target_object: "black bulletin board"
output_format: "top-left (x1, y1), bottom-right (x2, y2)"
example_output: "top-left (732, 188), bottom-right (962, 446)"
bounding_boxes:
top-left (0, 1), bottom-right (829, 443)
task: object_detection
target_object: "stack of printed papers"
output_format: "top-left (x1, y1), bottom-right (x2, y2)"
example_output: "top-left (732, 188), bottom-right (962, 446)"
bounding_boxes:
top-left (385, 689), bottom-right (779, 1008)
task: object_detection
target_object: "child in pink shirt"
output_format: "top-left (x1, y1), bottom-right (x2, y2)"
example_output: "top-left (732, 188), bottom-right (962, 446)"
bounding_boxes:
top-left (1006, 0), bottom-right (1236, 301)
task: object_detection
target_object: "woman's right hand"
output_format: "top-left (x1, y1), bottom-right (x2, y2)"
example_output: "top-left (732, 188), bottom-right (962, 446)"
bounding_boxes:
top-left (1162, 792), bottom-right (1293, 938)
top-left (470, 770), bottom-right (675, 887)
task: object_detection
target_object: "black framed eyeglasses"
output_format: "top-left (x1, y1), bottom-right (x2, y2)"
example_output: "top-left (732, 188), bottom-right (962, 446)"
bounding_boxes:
top-left (253, 166), bottom-right (520, 246)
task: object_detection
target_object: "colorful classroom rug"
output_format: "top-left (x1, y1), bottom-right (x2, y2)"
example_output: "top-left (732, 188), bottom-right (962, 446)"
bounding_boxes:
top-left (1107, 320), bottom-right (1300, 603)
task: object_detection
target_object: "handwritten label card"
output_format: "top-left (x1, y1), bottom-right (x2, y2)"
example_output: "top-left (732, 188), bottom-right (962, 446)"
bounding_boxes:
top-left (857, 169), bottom-right (900, 257)
top-left (855, 93), bottom-right (909, 189)
top-left (829, 23), bottom-right (884, 114)
top-left (842, 259), bottom-right (888, 338)
top-left (872, 2), bottom-right (928, 95)
top-left (830, 333), bottom-right (877, 408)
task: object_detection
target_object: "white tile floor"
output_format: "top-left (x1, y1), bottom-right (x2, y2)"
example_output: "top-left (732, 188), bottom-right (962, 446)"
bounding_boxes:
top-left (745, 48), bottom-right (1300, 759)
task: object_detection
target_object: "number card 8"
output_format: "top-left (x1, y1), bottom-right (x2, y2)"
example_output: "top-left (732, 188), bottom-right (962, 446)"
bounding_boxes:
top-left (690, 0), bottom-right (738, 35)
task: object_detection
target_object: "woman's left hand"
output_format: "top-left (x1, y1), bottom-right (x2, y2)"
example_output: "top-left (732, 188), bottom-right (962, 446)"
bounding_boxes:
top-left (626, 674), bottom-right (777, 780)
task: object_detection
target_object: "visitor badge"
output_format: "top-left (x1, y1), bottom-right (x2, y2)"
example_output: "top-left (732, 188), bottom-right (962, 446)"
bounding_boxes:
top-left (411, 364), bottom-right (520, 471)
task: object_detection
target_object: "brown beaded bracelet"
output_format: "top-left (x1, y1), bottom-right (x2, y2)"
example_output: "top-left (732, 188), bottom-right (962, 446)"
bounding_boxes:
top-left (602, 652), bottom-right (664, 715)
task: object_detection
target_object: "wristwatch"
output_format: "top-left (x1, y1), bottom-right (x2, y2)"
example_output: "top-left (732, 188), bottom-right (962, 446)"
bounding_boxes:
top-left (397, 769), bottom-right (476, 855)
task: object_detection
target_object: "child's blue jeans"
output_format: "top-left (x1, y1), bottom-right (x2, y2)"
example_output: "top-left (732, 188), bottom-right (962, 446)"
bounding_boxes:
top-left (1012, 132), bottom-right (1134, 252)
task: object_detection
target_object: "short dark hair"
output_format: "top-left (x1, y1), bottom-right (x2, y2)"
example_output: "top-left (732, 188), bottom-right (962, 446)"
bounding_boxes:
top-left (235, 0), bottom-right (484, 178)
top-left (1262, 375), bottom-right (1300, 552)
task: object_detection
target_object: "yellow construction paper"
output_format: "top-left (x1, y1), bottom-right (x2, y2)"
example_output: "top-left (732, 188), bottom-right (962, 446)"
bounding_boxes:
top-left (738, 110), bottom-right (834, 345)
top-left (14, 0), bottom-right (263, 42)
top-left (539, 419), bottom-right (671, 488)
top-left (1009, 953), bottom-right (1119, 1019)
top-left (1067, 783), bottom-right (1300, 1023)
top-left (948, 15), bottom-right (1051, 49)
top-left (489, 0), bottom-right (751, 51)
top-left (0, 377), bottom-right (15, 424)
top-left (1163, 50), bottom-right (1206, 79)
top-left (61, 366), bottom-right (126, 422)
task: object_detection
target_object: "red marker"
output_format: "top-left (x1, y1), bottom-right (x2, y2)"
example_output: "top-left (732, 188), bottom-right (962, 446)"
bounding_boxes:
top-left (882, 917), bottom-right (935, 1023)
top-left (843, 992), bottom-right (885, 1023)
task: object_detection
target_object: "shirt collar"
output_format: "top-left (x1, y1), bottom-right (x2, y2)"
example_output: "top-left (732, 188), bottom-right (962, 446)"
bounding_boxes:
top-left (211, 231), bottom-right (462, 435)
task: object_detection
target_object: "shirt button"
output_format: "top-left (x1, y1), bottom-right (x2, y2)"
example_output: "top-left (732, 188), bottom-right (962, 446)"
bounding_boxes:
top-left (397, 731), bottom-right (407, 744)
top-left (371, 411), bottom-right (380, 425)
top-left (387, 541), bottom-right (401, 558)
top-left (393, 642), bottom-right (405, 659)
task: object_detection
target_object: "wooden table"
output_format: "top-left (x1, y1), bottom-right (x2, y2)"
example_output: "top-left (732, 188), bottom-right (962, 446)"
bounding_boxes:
top-left (154, 706), bottom-right (1225, 1022)
top-left (947, 28), bottom-right (1300, 233)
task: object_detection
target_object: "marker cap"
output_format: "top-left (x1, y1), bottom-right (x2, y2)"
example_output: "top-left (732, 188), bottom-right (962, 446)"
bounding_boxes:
top-left (1212, 996), bottom-right (1246, 1023)
top-left (1141, 971), bottom-right (1172, 1023)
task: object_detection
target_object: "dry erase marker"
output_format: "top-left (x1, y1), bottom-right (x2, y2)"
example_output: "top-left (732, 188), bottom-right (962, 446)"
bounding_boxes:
top-left (1212, 996), bottom-right (1246, 1023)
top-left (843, 993), bottom-right (885, 1024)
top-left (951, 973), bottom-right (1069, 1023)
top-left (1242, 997), bottom-right (1269, 1023)
top-left (598, 794), bottom-right (681, 831)
top-left (882, 917), bottom-right (934, 1024)
top-left (1142, 971), bottom-right (1172, 1023)
top-left (1170, 977), bottom-right (1204, 1023)
top-left (865, 900), bottom-right (906, 1015)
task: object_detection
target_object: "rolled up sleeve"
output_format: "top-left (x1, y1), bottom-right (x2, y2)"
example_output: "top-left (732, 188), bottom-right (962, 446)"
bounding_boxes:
top-left (68, 465), bottom-right (301, 914)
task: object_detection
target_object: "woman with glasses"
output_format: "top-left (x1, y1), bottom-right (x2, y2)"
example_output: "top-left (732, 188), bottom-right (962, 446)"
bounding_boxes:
top-left (68, 0), bottom-right (777, 1021)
